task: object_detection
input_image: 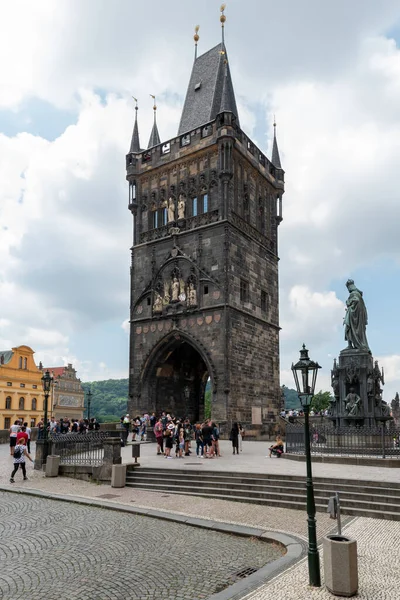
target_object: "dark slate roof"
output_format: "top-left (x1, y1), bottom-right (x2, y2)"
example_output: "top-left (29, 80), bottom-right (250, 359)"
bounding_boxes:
top-left (178, 43), bottom-right (240, 135)
top-left (0, 350), bottom-right (13, 365)
top-left (129, 109), bottom-right (141, 153)
top-left (148, 120), bottom-right (161, 149)
top-left (271, 129), bottom-right (282, 169)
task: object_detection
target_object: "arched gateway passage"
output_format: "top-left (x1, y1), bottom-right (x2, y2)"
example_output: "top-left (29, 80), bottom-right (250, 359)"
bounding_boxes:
top-left (142, 334), bottom-right (212, 423)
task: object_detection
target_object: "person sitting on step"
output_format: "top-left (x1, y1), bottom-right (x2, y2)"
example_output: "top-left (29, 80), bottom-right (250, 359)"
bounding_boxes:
top-left (269, 435), bottom-right (284, 458)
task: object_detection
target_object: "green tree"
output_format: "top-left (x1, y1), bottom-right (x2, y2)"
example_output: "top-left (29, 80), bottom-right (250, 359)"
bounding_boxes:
top-left (311, 390), bottom-right (332, 412)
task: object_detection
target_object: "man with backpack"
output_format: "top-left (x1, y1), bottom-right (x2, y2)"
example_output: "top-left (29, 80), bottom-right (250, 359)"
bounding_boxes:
top-left (10, 438), bottom-right (33, 483)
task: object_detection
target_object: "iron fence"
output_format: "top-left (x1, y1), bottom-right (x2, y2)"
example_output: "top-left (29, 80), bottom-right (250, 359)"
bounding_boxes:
top-left (50, 431), bottom-right (109, 466)
top-left (286, 424), bottom-right (400, 459)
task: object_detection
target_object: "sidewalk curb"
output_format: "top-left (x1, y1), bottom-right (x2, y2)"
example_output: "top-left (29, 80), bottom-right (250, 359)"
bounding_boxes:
top-left (0, 485), bottom-right (305, 599)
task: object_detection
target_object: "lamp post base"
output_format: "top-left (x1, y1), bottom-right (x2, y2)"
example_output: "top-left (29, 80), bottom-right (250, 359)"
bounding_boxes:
top-left (34, 439), bottom-right (49, 470)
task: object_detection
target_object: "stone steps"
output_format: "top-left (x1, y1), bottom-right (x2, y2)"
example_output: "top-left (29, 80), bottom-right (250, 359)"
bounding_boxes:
top-left (125, 468), bottom-right (400, 520)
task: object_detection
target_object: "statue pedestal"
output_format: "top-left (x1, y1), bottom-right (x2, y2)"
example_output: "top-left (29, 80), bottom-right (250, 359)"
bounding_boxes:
top-left (335, 349), bottom-right (374, 427)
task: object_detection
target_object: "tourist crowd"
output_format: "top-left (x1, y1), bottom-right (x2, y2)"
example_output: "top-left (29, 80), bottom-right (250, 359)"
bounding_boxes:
top-left (122, 412), bottom-right (246, 458)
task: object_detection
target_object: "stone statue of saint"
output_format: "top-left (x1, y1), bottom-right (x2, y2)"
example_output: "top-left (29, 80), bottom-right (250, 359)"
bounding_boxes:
top-left (343, 279), bottom-right (370, 352)
top-left (345, 388), bottom-right (363, 417)
top-left (167, 197), bottom-right (175, 223)
top-left (367, 374), bottom-right (374, 397)
top-left (171, 276), bottom-right (179, 302)
top-left (178, 195), bottom-right (186, 220)
top-left (163, 280), bottom-right (170, 305)
top-left (153, 292), bottom-right (162, 313)
top-left (331, 374), bottom-right (339, 398)
top-left (188, 282), bottom-right (197, 307)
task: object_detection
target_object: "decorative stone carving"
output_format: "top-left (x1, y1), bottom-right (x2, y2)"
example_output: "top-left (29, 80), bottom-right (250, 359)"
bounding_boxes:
top-left (171, 276), bottom-right (180, 302)
top-left (345, 389), bottom-right (363, 417)
top-left (343, 279), bottom-right (370, 352)
top-left (163, 280), bottom-right (170, 305)
top-left (153, 292), bottom-right (162, 313)
top-left (188, 282), bottom-right (197, 307)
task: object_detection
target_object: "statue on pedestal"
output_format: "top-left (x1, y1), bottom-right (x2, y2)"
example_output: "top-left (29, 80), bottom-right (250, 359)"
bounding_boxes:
top-left (345, 388), bottom-right (363, 417)
top-left (171, 276), bottom-right (179, 302)
top-left (343, 279), bottom-right (370, 352)
top-left (178, 195), bottom-right (186, 220)
top-left (167, 197), bottom-right (175, 223)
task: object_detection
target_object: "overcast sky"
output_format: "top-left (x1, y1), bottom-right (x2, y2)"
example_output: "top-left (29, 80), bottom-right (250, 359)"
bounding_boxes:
top-left (1, 0), bottom-right (400, 402)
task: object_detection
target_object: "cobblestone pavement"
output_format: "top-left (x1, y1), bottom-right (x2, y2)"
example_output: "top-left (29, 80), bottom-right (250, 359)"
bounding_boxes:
top-left (243, 517), bottom-right (400, 600)
top-left (0, 491), bottom-right (282, 600)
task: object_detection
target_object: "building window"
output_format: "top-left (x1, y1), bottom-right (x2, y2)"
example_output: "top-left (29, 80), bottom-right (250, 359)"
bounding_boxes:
top-left (7, 382), bottom-right (12, 387)
top-left (19, 357), bottom-right (22, 369)
top-left (32, 398), bottom-right (37, 410)
top-left (161, 142), bottom-right (170, 155)
top-left (19, 397), bottom-right (25, 411)
top-left (20, 383), bottom-right (25, 388)
top-left (204, 285), bottom-right (209, 295)
top-left (261, 290), bottom-right (268, 312)
top-left (5, 397), bottom-right (11, 410)
top-left (240, 279), bottom-right (249, 303)
top-left (202, 194), bottom-right (208, 213)
top-left (24, 357), bottom-right (27, 369)
top-left (30, 418), bottom-right (36, 427)
top-left (181, 134), bottom-right (190, 147)
top-left (32, 384), bottom-right (37, 389)
top-left (153, 208), bottom-right (167, 229)
top-left (192, 197), bottom-right (198, 217)
top-left (4, 418), bottom-right (11, 429)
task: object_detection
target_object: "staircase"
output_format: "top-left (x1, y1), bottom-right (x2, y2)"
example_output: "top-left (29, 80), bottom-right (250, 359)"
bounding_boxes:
top-left (125, 468), bottom-right (400, 520)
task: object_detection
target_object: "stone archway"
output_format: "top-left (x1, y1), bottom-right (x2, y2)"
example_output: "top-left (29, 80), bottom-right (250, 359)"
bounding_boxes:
top-left (141, 333), bottom-right (213, 422)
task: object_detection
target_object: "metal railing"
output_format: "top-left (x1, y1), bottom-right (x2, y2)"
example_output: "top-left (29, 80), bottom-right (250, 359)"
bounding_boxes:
top-left (50, 431), bottom-right (109, 466)
top-left (286, 424), bottom-right (400, 459)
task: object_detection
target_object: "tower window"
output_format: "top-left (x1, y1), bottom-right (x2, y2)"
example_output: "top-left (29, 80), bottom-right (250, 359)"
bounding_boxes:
top-left (240, 279), bottom-right (249, 303)
top-left (161, 143), bottom-right (170, 155)
top-left (192, 197), bottom-right (198, 217)
top-left (181, 134), bottom-right (190, 147)
top-left (5, 397), bottom-right (11, 410)
top-left (261, 290), bottom-right (268, 312)
top-left (204, 285), bottom-right (209, 295)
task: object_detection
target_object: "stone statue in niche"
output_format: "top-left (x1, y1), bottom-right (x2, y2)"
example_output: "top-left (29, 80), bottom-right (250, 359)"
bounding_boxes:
top-left (171, 276), bottom-right (180, 302)
top-left (367, 373), bottom-right (374, 397)
top-left (188, 282), bottom-right (197, 307)
top-left (178, 279), bottom-right (186, 302)
top-left (345, 388), bottom-right (363, 417)
top-left (163, 280), bottom-right (170, 305)
top-left (331, 374), bottom-right (339, 398)
top-left (167, 197), bottom-right (175, 223)
top-left (153, 292), bottom-right (162, 313)
top-left (178, 195), bottom-right (186, 220)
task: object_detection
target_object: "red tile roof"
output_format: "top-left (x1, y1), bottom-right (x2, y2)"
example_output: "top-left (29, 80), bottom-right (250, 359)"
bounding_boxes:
top-left (43, 367), bottom-right (65, 378)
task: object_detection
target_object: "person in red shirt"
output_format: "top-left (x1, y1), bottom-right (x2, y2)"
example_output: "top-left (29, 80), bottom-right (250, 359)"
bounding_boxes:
top-left (16, 427), bottom-right (29, 444)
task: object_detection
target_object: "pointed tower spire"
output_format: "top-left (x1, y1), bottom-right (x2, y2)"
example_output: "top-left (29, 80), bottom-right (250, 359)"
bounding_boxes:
top-left (194, 25), bottom-right (200, 61)
top-left (129, 97), bottom-right (141, 153)
top-left (148, 95), bottom-right (161, 148)
top-left (271, 117), bottom-right (282, 169)
top-left (220, 55), bottom-right (234, 114)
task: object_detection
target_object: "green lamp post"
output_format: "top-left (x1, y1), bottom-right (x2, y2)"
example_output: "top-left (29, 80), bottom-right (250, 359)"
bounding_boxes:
top-left (87, 389), bottom-right (92, 422)
top-left (41, 369), bottom-right (53, 464)
top-left (291, 344), bottom-right (322, 588)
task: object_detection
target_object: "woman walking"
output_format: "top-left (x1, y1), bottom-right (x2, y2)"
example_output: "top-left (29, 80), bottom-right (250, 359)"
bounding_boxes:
top-left (154, 418), bottom-right (164, 455)
top-left (230, 422), bottom-right (239, 455)
top-left (238, 423), bottom-right (245, 452)
top-left (10, 438), bottom-right (33, 482)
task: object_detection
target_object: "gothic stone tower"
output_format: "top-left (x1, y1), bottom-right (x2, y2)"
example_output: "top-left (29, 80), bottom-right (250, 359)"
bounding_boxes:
top-left (126, 37), bottom-right (284, 431)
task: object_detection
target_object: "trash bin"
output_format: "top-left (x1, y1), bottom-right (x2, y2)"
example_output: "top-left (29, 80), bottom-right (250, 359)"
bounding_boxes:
top-left (323, 535), bottom-right (358, 597)
top-left (132, 443), bottom-right (140, 463)
top-left (111, 464), bottom-right (127, 488)
top-left (45, 455), bottom-right (60, 478)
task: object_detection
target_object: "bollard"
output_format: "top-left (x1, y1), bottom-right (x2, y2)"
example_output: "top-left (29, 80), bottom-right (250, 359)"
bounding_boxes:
top-left (132, 443), bottom-right (140, 463)
top-left (45, 455), bottom-right (60, 477)
top-left (111, 464), bottom-right (127, 488)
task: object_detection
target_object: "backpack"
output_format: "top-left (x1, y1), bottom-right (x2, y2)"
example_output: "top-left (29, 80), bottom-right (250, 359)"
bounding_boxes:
top-left (13, 446), bottom-right (22, 459)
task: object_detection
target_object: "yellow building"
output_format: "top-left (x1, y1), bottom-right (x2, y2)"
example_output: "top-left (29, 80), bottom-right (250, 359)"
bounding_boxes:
top-left (0, 345), bottom-right (45, 430)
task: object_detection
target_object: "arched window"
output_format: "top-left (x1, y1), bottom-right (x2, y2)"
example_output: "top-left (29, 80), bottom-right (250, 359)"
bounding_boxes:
top-left (5, 397), bottom-right (11, 410)
top-left (31, 398), bottom-right (37, 410)
top-left (19, 357), bottom-right (22, 369)
top-left (24, 357), bottom-right (27, 369)
top-left (19, 397), bottom-right (25, 411)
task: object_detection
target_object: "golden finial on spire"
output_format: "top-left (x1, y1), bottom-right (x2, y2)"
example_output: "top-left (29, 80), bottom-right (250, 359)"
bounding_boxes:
top-left (150, 94), bottom-right (156, 111)
top-left (194, 25), bottom-right (200, 60)
top-left (220, 4), bottom-right (226, 44)
top-left (132, 96), bottom-right (138, 111)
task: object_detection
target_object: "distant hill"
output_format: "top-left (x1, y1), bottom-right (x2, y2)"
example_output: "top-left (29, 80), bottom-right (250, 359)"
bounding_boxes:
top-left (82, 379), bottom-right (128, 423)
top-left (282, 386), bottom-right (302, 410)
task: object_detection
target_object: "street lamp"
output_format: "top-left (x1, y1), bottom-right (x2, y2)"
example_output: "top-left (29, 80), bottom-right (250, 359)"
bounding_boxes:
top-left (291, 344), bottom-right (322, 588)
top-left (87, 388), bottom-right (92, 421)
top-left (40, 369), bottom-right (53, 465)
